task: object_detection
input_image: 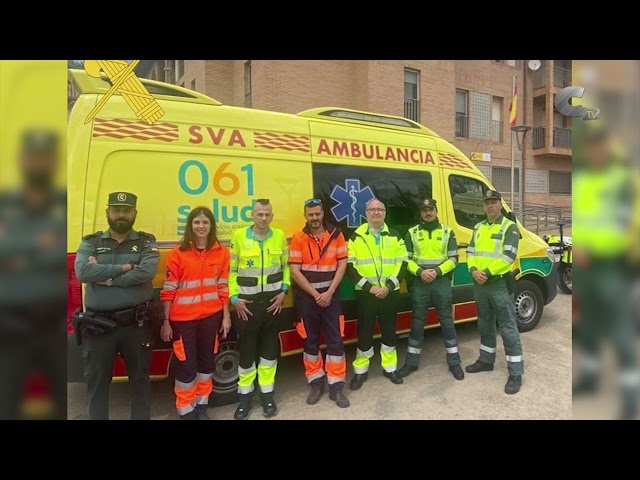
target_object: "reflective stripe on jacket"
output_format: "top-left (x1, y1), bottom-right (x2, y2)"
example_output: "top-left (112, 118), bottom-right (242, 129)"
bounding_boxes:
top-left (160, 242), bottom-right (230, 321)
top-left (346, 223), bottom-right (408, 292)
top-left (229, 226), bottom-right (290, 298)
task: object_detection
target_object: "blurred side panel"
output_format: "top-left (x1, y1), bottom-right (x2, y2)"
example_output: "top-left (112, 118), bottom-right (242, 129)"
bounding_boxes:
top-left (572, 60), bottom-right (640, 420)
top-left (0, 60), bottom-right (67, 419)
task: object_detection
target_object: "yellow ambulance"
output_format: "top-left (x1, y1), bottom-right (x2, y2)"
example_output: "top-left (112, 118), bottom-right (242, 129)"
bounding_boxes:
top-left (67, 68), bottom-right (558, 404)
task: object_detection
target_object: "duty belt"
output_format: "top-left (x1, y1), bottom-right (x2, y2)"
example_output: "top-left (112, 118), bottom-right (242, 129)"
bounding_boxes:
top-left (87, 302), bottom-right (149, 326)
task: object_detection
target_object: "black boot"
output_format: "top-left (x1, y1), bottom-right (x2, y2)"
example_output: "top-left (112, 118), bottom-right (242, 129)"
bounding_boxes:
top-left (449, 364), bottom-right (465, 380)
top-left (349, 372), bottom-right (368, 390)
top-left (195, 404), bottom-right (210, 420)
top-left (383, 370), bottom-right (404, 384)
top-left (180, 410), bottom-right (197, 420)
top-left (260, 392), bottom-right (278, 418)
top-left (306, 382), bottom-right (325, 405)
top-left (329, 388), bottom-right (351, 408)
top-left (234, 393), bottom-right (253, 420)
top-left (465, 359), bottom-right (494, 373)
top-left (397, 364), bottom-right (418, 378)
top-left (505, 375), bottom-right (522, 395)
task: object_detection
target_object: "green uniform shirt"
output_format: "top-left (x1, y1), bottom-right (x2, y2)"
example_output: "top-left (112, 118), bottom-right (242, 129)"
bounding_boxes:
top-left (74, 229), bottom-right (160, 311)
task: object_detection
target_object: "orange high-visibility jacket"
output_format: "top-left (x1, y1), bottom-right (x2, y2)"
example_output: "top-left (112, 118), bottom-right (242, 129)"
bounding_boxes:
top-left (160, 242), bottom-right (230, 321)
top-left (289, 222), bottom-right (347, 299)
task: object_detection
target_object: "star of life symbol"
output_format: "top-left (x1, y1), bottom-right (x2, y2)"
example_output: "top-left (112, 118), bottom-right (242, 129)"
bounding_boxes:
top-left (330, 179), bottom-right (375, 228)
top-left (247, 259), bottom-right (255, 267)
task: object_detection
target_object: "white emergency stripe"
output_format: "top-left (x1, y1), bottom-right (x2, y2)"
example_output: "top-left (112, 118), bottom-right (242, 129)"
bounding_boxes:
top-left (195, 372), bottom-right (214, 405)
top-left (469, 219), bottom-right (516, 264)
top-left (480, 344), bottom-right (497, 353)
top-left (506, 355), bottom-right (523, 363)
top-left (304, 353), bottom-right (326, 383)
top-left (326, 354), bottom-right (346, 384)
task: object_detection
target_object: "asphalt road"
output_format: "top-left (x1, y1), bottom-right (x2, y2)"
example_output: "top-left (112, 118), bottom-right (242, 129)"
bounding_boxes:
top-left (68, 290), bottom-right (572, 420)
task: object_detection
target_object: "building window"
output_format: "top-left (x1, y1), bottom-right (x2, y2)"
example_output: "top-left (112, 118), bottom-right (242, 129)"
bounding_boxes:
top-left (492, 166), bottom-right (520, 193)
top-left (549, 171), bottom-right (571, 194)
top-left (491, 96), bottom-right (503, 142)
top-left (448, 175), bottom-right (490, 230)
top-left (175, 60), bottom-right (185, 83)
top-left (470, 92), bottom-right (491, 140)
top-left (404, 69), bottom-right (420, 122)
top-left (244, 61), bottom-right (252, 108)
top-left (455, 90), bottom-right (468, 138)
top-left (312, 163), bottom-right (432, 238)
top-left (191, 79), bottom-right (196, 91)
top-left (470, 92), bottom-right (504, 143)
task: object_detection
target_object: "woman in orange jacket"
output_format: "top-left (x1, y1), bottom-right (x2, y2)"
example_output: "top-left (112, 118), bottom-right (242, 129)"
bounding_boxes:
top-left (160, 206), bottom-right (231, 420)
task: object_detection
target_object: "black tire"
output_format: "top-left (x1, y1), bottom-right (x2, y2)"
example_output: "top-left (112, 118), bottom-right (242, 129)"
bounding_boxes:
top-left (209, 339), bottom-right (240, 407)
top-left (557, 263), bottom-right (572, 294)
top-left (515, 280), bottom-right (544, 332)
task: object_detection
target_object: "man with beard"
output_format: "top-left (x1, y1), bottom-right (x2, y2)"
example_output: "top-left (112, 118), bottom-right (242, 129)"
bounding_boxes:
top-left (289, 198), bottom-right (350, 408)
top-left (74, 192), bottom-right (159, 420)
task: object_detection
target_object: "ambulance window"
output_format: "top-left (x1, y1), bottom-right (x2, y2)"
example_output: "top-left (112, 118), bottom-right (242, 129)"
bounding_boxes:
top-left (448, 175), bottom-right (489, 229)
top-left (312, 164), bottom-right (432, 238)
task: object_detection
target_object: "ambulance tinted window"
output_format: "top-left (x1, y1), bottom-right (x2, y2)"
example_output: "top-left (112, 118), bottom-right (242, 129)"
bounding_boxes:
top-left (448, 175), bottom-right (488, 229)
top-left (312, 164), bottom-right (432, 238)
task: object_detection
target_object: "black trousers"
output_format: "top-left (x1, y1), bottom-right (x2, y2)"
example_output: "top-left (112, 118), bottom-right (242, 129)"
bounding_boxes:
top-left (82, 323), bottom-right (152, 420)
top-left (355, 291), bottom-right (399, 352)
top-left (237, 297), bottom-right (282, 370)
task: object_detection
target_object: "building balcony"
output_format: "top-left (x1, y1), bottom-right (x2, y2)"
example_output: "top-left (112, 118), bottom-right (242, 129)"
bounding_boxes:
top-left (532, 126), bottom-right (572, 158)
top-left (532, 64), bottom-right (572, 97)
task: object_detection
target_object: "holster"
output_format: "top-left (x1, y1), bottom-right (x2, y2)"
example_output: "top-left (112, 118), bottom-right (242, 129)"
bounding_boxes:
top-left (71, 308), bottom-right (117, 345)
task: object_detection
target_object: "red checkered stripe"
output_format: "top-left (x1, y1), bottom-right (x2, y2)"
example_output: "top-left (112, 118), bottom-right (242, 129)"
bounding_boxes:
top-left (438, 152), bottom-right (473, 169)
top-left (254, 132), bottom-right (310, 152)
top-left (92, 118), bottom-right (179, 142)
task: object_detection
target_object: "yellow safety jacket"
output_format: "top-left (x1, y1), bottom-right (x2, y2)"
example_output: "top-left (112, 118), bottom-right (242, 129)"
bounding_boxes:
top-left (347, 223), bottom-right (408, 292)
top-left (467, 215), bottom-right (520, 278)
top-left (229, 226), bottom-right (290, 301)
top-left (405, 222), bottom-right (458, 277)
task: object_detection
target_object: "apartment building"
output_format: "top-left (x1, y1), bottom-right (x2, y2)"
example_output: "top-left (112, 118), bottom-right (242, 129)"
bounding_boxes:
top-left (144, 60), bottom-right (572, 210)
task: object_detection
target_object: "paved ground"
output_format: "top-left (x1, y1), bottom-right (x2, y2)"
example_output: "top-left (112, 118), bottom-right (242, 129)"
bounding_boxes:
top-left (68, 290), bottom-right (572, 420)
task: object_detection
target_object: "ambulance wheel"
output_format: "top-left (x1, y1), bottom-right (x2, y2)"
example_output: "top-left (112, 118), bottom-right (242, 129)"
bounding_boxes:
top-left (209, 340), bottom-right (240, 407)
top-left (557, 263), bottom-right (572, 294)
top-left (515, 280), bottom-right (543, 332)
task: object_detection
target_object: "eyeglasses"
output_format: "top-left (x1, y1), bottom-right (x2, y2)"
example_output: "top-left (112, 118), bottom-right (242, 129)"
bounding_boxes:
top-left (366, 208), bottom-right (386, 213)
top-left (304, 198), bottom-right (322, 206)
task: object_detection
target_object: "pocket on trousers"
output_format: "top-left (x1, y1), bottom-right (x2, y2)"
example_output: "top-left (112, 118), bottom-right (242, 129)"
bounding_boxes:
top-left (172, 336), bottom-right (187, 362)
top-left (296, 318), bottom-right (307, 339)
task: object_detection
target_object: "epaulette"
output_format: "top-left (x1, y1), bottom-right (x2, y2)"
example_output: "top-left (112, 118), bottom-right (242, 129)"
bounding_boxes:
top-left (138, 231), bottom-right (157, 241)
top-left (83, 231), bottom-right (103, 240)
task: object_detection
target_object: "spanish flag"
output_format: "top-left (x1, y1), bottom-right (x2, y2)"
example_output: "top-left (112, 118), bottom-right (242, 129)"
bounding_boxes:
top-left (509, 84), bottom-right (518, 127)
